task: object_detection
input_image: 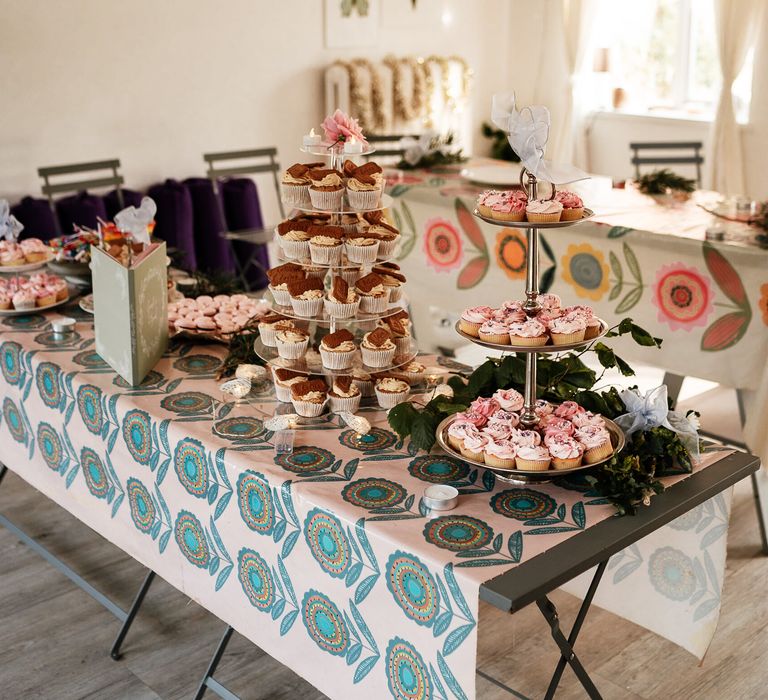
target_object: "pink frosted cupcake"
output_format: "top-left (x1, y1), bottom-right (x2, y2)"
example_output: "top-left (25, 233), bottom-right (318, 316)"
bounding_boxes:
top-left (508, 318), bottom-right (548, 347)
top-left (477, 190), bottom-right (527, 221)
top-left (526, 199), bottom-right (563, 223)
top-left (548, 435), bottom-right (585, 470)
top-left (479, 319), bottom-right (511, 345)
top-left (493, 388), bottom-right (524, 412)
top-left (448, 421), bottom-right (479, 451)
top-left (468, 396), bottom-right (501, 418)
top-left (549, 315), bottom-right (587, 346)
top-left (515, 445), bottom-right (551, 471)
top-left (543, 417), bottom-right (575, 437)
top-left (459, 432), bottom-right (489, 462)
top-left (571, 411), bottom-right (606, 429)
top-left (555, 191), bottom-right (585, 221)
top-left (484, 439), bottom-right (517, 469)
top-left (575, 425), bottom-right (613, 464)
top-left (511, 429), bottom-right (542, 448)
top-left (459, 306), bottom-right (494, 337)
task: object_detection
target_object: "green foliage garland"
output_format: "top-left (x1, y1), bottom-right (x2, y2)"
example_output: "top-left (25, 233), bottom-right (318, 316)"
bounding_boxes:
top-left (636, 168), bottom-right (696, 195)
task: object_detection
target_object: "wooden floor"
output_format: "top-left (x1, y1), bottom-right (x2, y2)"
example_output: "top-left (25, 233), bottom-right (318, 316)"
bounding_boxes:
top-left (1, 469), bottom-right (767, 700)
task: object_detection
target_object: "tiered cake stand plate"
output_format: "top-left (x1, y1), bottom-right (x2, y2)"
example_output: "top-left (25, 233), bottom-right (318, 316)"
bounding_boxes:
top-left (471, 208), bottom-right (594, 229)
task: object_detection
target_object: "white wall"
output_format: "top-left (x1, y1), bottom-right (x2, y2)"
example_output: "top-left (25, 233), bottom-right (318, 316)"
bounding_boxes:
top-left (0, 0), bottom-right (512, 222)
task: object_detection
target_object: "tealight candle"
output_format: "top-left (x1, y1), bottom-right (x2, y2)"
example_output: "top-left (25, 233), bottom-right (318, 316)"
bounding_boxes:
top-left (51, 317), bottom-right (76, 336)
top-left (423, 485), bottom-right (459, 511)
top-left (303, 128), bottom-right (321, 147)
top-left (344, 137), bottom-right (363, 154)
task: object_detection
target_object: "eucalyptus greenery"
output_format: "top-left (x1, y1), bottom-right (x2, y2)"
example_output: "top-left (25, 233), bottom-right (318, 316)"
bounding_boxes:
top-left (636, 168), bottom-right (696, 195)
top-left (397, 133), bottom-right (467, 170)
top-left (388, 318), bottom-right (695, 514)
top-left (217, 316), bottom-right (264, 380)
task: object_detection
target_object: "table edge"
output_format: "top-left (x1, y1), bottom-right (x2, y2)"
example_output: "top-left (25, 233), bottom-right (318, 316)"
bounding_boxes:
top-left (479, 451), bottom-right (760, 612)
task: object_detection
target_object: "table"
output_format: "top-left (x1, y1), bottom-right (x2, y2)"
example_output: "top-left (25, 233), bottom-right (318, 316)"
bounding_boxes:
top-left (387, 161), bottom-right (768, 539)
top-left (0, 306), bottom-right (756, 700)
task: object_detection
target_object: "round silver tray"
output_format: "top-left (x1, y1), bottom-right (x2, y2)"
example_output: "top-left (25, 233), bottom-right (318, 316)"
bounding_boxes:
top-left (300, 143), bottom-right (376, 157)
top-left (265, 290), bottom-right (407, 326)
top-left (472, 207), bottom-right (594, 229)
top-left (254, 336), bottom-right (418, 377)
top-left (454, 318), bottom-right (609, 354)
top-left (286, 193), bottom-right (393, 215)
top-left (435, 413), bottom-right (625, 484)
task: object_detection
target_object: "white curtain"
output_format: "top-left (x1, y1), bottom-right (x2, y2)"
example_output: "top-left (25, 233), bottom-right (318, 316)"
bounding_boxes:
top-left (708, 0), bottom-right (765, 195)
top-left (545, 0), bottom-right (598, 168)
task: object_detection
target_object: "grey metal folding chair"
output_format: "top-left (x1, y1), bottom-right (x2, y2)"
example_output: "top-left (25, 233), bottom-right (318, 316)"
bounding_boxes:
top-left (204, 148), bottom-right (284, 291)
top-left (630, 141), bottom-right (704, 186)
top-left (38, 158), bottom-right (125, 235)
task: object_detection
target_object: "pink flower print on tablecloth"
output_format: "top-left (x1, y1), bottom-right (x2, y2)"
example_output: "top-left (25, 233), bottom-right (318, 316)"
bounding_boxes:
top-left (652, 263), bottom-right (714, 331)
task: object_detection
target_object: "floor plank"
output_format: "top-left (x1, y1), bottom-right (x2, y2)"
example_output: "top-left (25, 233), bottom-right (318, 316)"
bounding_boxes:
top-left (1, 471), bottom-right (768, 699)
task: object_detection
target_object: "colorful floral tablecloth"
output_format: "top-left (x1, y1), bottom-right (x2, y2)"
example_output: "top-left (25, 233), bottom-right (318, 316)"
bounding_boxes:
top-left (387, 163), bottom-right (768, 470)
top-left (0, 311), bottom-right (735, 699)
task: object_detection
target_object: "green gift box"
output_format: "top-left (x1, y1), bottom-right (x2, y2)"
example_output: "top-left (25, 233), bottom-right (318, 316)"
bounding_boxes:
top-left (91, 242), bottom-right (168, 386)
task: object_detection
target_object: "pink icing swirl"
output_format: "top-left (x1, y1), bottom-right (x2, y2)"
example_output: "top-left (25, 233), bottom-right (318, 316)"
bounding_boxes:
top-left (510, 429), bottom-right (542, 447)
top-left (575, 425), bottom-right (611, 448)
top-left (549, 316), bottom-right (587, 334)
top-left (554, 401), bottom-right (585, 419)
top-left (462, 433), bottom-right (489, 452)
top-left (508, 318), bottom-right (546, 338)
top-left (535, 400), bottom-right (555, 417)
top-left (548, 436), bottom-right (584, 460)
top-left (536, 293), bottom-right (561, 310)
top-left (455, 411), bottom-right (488, 428)
top-left (469, 397), bottom-right (501, 418)
top-left (484, 439), bottom-right (517, 460)
top-left (448, 422), bottom-right (480, 442)
top-left (543, 418), bottom-right (575, 436)
top-left (487, 410), bottom-right (521, 429)
top-left (571, 411), bottom-right (605, 429)
top-left (493, 388), bottom-right (524, 412)
top-left (461, 306), bottom-right (494, 323)
top-left (516, 445), bottom-right (550, 462)
top-left (479, 320), bottom-right (510, 336)
top-left (482, 422), bottom-right (514, 441)
top-left (555, 191), bottom-right (584, 209)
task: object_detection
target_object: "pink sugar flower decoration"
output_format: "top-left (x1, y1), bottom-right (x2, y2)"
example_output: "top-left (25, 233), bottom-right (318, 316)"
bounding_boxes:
top-left (321, 109), bottom-right (368, 147)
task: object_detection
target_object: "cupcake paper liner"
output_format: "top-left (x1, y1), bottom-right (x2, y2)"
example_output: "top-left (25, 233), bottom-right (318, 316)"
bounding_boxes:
top-left (490, 210), bottom-right (525, 222)
top-left (525, 211), bottom-right (561, 223)
top-left (459, 445), bottom-right (485, 463)
top-left (550, 330), bottom-right (586, 346)
top-left (394, 336), bottom-right (412, 355)
top-left (584, 440), bottom-right (613, 464)
top-left (291, 398), bottom-right (327, 417)
top-left (280, 182), bottom-right (310, 207)
top-left (339, 268), bottom-right (362, 285)
top-left (345, 241), bottom-right (380, 264)
top-left (376, 238), bottom-right (400, 258)
top-left (309, 242), bottom-right (343, 265)
top-left (375, 387), bottom-right (409, 410)
top-left (280, 239), bottom-right (310, 260)
top-left (458, 319), bottom-right (482, 337)
top-left (319, 347), bottom-right (356, 370)
top-left (347, 188), bottom-right (381, 210)
top-left (309, 188), bottom-right (344, 211)
top-left (269, 286), bottom-right (292, 307)
top-left (275, 337), bottom-right (309, 360)
top-left (515, 457), bottom-right (551, 471)
top-left (552, 456), bottom-right (583, 470)
top-left (329, 393), bottom-right (362, 414)
top-left (484, 454), bottom-right (517, 469)
top-left (273, 382), bottom-right (294, 403)
top-left (324, 298), bottom-right (360, 319)
top-left (479, 331), bottom-right (511, 345)
top-left (290, 297), bottom-right (324, 318)
top-left (560, 207), bottom-right (584, 221)
top-left (361, 345), bottom-right (395, 368)
top-left (358, 293), bottom-right (389, 314)
top-left (353, 379), bottom-right (374, 397)
top-left (509, 334), bottom-right (548, 347)
top-left (259, 325), bottom-right (281, 347)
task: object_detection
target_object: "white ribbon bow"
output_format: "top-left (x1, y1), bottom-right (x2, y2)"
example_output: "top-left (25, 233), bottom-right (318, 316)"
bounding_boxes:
top-left (490, 93), bottom-right (589, 185)
top-left (114, 196), bottom-right (156, 245)
top-left (399, 131), bottom-right (440, 167)
top-left (0, 199), bottom-right (24, 242)
top-left (614, 385), bottom-right (700, 461)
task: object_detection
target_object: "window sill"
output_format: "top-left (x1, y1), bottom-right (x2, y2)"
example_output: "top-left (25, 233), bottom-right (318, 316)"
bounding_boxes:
top-left (592, 109), bottom-right (712, 125)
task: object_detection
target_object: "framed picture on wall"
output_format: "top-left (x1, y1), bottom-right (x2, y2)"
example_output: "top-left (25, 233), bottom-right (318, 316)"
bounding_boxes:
top-left (324, 0), bottom-right (380, 48)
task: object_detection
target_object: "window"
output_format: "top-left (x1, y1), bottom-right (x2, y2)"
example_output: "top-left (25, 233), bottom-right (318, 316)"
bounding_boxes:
top-left (593, 0), bottom-right (753, 121)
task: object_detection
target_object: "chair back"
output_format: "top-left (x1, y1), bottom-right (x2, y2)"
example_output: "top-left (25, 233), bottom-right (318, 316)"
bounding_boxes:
top-left (203, 147), bottom-right (284, 219)
top-left (365, 134), bottom-right (419, 163)
top-left (629, 141), bottom-right (704, 186)
top-left (38, 159), bottom-right (125, 233)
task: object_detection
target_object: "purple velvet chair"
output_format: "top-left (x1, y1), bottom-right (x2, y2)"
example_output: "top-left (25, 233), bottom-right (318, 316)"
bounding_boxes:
top-left (183, 177), bottom-right (235, 274)
top-left (55, 192), bottom-right (108, 234)
top-left (221, 178), bottom-right (270, 289)
top-left (202, 148), bottom-right (284, 291)
top-left (104, 188), bottom-right (144, 219)
top-left (10, 197), bottom-right (59, 241)
top-left (147, 179), bottom-right (197, 271)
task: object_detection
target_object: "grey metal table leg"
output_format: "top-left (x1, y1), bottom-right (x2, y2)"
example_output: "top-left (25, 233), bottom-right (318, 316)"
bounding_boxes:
top-left (110, 569), bottom-right (157, 660)
top-left (193, 625), bottom-right (241, 700)
top-left (0, 463), bottom-right (156, 659)
top-left (542, 560), bottom-right (607, 699)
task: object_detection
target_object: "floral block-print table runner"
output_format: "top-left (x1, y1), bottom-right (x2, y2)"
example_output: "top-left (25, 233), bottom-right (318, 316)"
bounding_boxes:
top-left (387, 164), bottom-right (768, 470)
top-left (0, 314), bottom-right (733, 699)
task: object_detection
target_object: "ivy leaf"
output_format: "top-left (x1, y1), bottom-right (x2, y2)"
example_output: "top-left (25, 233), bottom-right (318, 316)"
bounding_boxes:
top-left (388, 402), bottom-right (421, 437)
top-left (593, 342), bottom-right (616, 370)
top-left (630, 322), bottom-right (662, 348)
top-left (411, 412), bottom-right (441, 452)
top-left (614, 354), bottom-right (635, 377)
